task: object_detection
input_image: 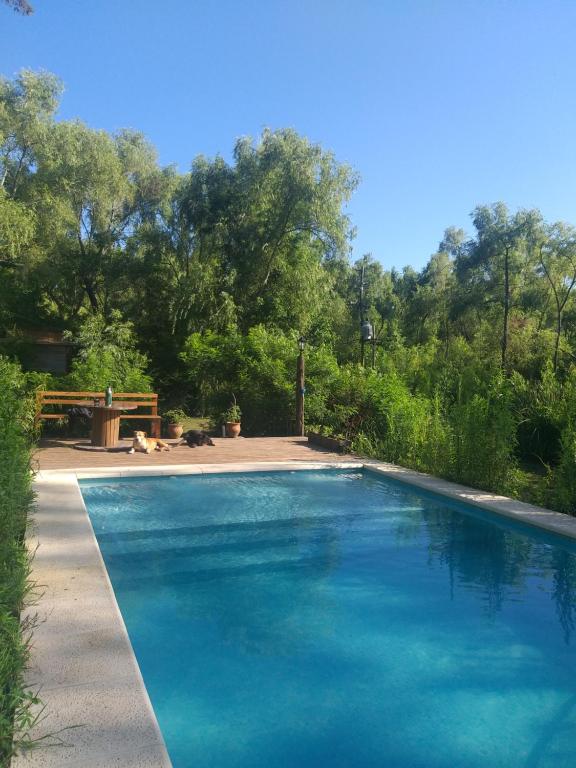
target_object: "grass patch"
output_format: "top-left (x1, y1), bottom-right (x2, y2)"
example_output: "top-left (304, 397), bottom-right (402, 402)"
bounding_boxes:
top-left (181, 416), bottom-right (213, 433)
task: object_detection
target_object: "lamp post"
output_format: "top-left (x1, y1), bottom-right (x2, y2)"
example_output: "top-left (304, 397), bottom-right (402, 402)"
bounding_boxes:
top-left (295, 336), bottom-right (306, 436)
top-left (359, 260), bottom-right (373, 366)
top-left (360, 319), bottom-right (373, 366)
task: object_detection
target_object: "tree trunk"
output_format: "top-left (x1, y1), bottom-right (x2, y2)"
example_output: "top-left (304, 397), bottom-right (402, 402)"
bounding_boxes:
top-left (554, 307), bottom-right (562, 372)
top-left (9, 147), bottom-right (29, 198)
top-left (83, 278), bottom-right (99, 312)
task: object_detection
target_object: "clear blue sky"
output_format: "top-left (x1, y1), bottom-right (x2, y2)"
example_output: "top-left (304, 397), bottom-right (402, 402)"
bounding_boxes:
top-left (2, 0), bottom-right (576, 270)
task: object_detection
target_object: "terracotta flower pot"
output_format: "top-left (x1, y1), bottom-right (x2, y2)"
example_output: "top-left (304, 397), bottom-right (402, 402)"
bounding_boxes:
top-left (167, 423), bottom-right (184, 439)
top-left (225, 421), bottom-right (241, 438)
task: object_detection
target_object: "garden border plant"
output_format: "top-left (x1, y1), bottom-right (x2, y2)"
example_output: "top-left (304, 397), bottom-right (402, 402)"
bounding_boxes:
top-left (0, 357), bottom-right (42, 766)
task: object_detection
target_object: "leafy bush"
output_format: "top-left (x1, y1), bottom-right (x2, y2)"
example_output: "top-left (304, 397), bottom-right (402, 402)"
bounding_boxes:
top-left (180, 326), bottom-right (340, 434)
top-left (450, 376), bottom-right (518, 493)
top-left (552, 423), bottom-right (576, 514)
top-left (512, 364), bottom-right (563, 466)
top-left (547, 367), bottom-right (576, 513)
top-left (222, 399), bottom-right (242, 423)
top-left (62, 312), bottom-right (152, 392)
top-left (0, 357), bottom-right (39, 765)
top-left (162, 408), bottom-right (188, 425)
top-left (324, 365), bottom-right (518, 495)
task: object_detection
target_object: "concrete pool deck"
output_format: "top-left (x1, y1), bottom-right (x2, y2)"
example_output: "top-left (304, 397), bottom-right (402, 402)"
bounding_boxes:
top-left (14, 438), bottom-right (576, 766)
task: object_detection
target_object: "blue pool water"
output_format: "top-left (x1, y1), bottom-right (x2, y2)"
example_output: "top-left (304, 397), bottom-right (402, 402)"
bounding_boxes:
top-left (80, 469), bottom-right (576, 768)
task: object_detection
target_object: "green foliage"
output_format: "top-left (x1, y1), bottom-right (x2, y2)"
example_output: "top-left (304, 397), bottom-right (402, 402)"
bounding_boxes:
top-left (512, 363), bottom-right (563, 466)
top-left (0, 188), bottom-right (34, 261)
top-left (552, 423), bottom-right (576, 514)
top-left (450, 376), bottom-right (518, 493)
top-left (322, 365), bottom-right (518, 494)
top-left (543, 368), bottom-right (576, 513)
top-left (62, 312), bottom-right (152, 392)
top-left (222, 399), bottom-right (242, 423)
top-left (162, 408), bottom-right (187, 424)
top-left (0, 357), bottom-right (38, 764)
top-left (180, 326), bottom-right (340, 434)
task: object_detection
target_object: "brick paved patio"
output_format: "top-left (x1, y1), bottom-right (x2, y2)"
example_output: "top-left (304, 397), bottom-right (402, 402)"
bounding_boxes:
top-left (35, 436), bottom-right (345, 471)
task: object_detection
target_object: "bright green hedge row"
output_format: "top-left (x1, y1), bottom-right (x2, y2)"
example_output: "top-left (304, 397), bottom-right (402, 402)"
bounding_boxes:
top-left (0, 357), bottom-right (38, 766)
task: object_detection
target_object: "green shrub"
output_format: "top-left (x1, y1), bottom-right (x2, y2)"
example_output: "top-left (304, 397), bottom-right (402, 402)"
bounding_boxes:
top-left (552, 423), bottom-right (576, 514)
top-left (62, 312), bottom-right (152, 392)
top-left (450, 376), bottom-right (518, 493)
top-left (547, 367), bottom-right (576, 513)
top-left (344, 369), bottom-right (518, 496)
top-left (512, 364), bottom-right (563, 466)
top-left (0, 357), bottom-right (39, 765)
top-left (162, 408), bottom-right (188, 425)
top-left (221, 400), bottom-right (242, 423)
top-left (419, 391), bottom-right (454, 478)
top-left (180, 326), bottom-right (340, 434)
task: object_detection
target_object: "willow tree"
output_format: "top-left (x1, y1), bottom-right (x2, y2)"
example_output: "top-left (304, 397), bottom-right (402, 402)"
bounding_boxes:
top-left (126, 170), bottom-right (237, 370)
top-left (0, 72), bottom-right (61, 329)
top-left (456, 203), bottom-right (537, 370)
top-left (180, 128), bottom-right (359, 332)
top-left (31, 123), bottom-right (169, 318)
top-left (533, 222), bottom-right (576, 371)
top-left (0, 70), bottom-right (61, 198)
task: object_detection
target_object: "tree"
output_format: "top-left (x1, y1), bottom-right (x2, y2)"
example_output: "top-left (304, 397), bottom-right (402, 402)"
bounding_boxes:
top-left (0, 72), bottom-right (61, 329)
top-left (31, 123), bottom-right (168, 316)
top-left (532, 222), bottom-right (576, 371)
top-left (0, 71), bottom-right (61, 198)
top-left (197, 128), bottom-right (359, 330)
top-left (406, 249), bottom-right (455, 348)
top-left (127, 171), bottom-right (237, 370)
top-left (456, 203), bottom-right (536, 370)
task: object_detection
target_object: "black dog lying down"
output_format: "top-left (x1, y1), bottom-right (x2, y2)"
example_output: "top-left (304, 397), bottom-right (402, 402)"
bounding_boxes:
top-left (178, 430), bottom-right (215, 447)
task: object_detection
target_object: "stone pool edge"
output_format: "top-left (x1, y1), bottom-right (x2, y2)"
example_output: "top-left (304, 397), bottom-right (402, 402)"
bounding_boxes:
top-left (16, 458), bottom-right (576, 767)
top-left (363, 461), bottom-right (576, 541)
top-left (12, 471), bottom-right (173, 768)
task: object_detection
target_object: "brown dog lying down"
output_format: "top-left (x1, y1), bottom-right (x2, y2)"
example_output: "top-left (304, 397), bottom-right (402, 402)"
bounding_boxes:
top-left (129, 430), bottom-right (171, 454)
top-left (178, 430), bottom-right (215, 447)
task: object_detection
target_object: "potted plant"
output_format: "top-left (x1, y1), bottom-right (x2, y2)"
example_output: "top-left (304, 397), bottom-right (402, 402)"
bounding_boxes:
top-left (162, 408), bottom-right (187, 439)
top-left (222, 398), bottom-right (242, 438)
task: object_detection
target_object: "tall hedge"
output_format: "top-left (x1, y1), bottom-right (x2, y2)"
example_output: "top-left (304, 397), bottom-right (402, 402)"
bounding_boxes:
top-left (0, 357), bottom-right (38, 765)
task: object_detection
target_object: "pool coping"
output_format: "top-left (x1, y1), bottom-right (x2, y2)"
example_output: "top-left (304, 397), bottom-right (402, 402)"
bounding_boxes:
top-left (16, 459), bottom-right (576, 767)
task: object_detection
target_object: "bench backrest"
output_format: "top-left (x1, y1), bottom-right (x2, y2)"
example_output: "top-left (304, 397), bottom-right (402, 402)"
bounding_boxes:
top-left (36, 391), bottom-right (158, 416)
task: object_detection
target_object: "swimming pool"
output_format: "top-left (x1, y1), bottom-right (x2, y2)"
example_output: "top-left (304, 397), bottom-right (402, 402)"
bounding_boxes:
top-left (80, 469), bottom-right (576, 768)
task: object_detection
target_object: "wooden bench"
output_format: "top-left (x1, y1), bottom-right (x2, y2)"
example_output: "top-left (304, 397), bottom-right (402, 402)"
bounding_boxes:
top-left (35, 391), bottom-right (161, 438)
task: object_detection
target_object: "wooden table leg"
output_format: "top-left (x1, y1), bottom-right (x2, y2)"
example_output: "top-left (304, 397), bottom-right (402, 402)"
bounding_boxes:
top-left (91, 409), bottom-right (121, 447)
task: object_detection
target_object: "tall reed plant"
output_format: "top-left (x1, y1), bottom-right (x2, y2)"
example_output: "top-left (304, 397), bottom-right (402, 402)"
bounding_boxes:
top-left (0, 357), bottom-right (39, 765)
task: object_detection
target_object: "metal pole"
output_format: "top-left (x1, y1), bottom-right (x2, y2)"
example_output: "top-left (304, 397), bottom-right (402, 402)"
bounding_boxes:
top-left (360, 263), bottom-right (365, 313)
top-left (295, 350), bottom-right (305, 436)
top-left (360, 262), bottom-right (365, 365)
